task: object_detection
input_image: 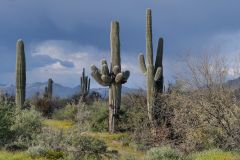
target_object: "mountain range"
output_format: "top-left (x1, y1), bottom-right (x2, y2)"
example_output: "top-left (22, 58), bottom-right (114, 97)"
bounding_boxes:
top-left (0, 82), bottom-right (139, 98)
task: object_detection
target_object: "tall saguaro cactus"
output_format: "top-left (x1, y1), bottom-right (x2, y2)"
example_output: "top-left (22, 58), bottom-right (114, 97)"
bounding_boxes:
top-left (16, 39), bottom-right (26, 108)
top-left (138, 9), bottom-right (164, 128)
top-left (91, 21), bottom-right (130, 133)
top-left (80, 68), bottom-right (90, 100)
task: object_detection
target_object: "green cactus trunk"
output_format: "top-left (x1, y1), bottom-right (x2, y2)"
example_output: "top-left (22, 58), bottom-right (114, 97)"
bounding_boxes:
top-left (91, 21), bottom-right (130, 133)
top-left (109, 22), bottom-right (122, 133)
top-left (139, 9), bottom-right (164, 132)
top-left (16, 39), bottom-right (26, 108)
top-left (80, 68), bottom-right (90, 102)
top-left (47, 78), bottom-right (53, 99)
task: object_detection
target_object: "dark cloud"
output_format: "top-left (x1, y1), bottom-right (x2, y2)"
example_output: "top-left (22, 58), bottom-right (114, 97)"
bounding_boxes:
top-left (0, 0), bottom-right (240, 86)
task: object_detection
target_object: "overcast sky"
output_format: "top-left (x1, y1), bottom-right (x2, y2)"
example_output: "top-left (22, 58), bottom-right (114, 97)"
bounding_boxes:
top-left (0, 0), bottom-right (240, 88)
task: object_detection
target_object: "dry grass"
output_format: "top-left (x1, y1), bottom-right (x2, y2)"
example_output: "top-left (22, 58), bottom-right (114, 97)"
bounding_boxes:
top-left (189, 149), bottom-right (240, 160)
top-left (82, 132), bottom-right (145, 159)
top-left (42, 119), bottom-right (73, 129)
top-left (0, 151), bottom-right (46, 160)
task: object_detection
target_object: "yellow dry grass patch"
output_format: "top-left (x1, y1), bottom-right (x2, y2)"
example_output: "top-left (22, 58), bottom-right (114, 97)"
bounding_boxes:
top-left (0, 151), bottom-right (46, 160)
top-left (190, 149), bottom-right (240, 160)
top-left (43, 119), bottom-right (73, 129)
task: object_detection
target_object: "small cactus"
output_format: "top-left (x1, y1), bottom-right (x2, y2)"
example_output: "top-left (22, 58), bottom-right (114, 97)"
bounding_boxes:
top-left (138, 9), bottom-right (164, 130)
top-left (91, 21), bottom-right (130, 133)
top-left (80, 68), bottom-right (90, 101)
top-left (16, 39), bottom-right (26, 108)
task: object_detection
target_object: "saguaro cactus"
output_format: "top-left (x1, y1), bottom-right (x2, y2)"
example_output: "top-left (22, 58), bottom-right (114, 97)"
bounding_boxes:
top-left (80, 68), bottom-right (90, 100)
top-left (44, 78), bottom-right (53, 99)
top-left (47, 78), bottom-right (53, 99)
top-left (16, 39), bottom-right (26, 108)
top-left (138, 9), bottom-right (164, 128)
top-left (91, 21), bottom-right (130, 133)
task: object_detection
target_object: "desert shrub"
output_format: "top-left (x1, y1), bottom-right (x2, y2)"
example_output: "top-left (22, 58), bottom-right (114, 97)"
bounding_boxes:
top-left (27, 145), bottom-right (64, 160)
top-left (10, 108), bottom-right (42, 148)
top-left (68, 91), bottom-right (102, 105)
top-left (27, 145), bottom-right (46, 157)
top-left (30, 93), bottom-right (66, 117)
top-left (30, 127), bottom-right (113, 160)
top-left (5, 142), bottom-right (28, 152)
top-left (30, 95), bottom-right (54, 117)
top-left (65, 130), bottom-right (108, 160)
top-left (0, 101), bottom-right (15, 147)
top-left (168, 54), bottom-right (240, 152)
top-left (74, 101), bottom-right (108, 132)
top-left (88, 101), bottom-right (108, 132)
top-left (121, 91), bottom-right (157, 150)
top-left (0, 100), bottom-right (43, 149)
top-left (144, 146), bottom-right (182, 160)
top-left (52, 103), bottom-right (77, 120)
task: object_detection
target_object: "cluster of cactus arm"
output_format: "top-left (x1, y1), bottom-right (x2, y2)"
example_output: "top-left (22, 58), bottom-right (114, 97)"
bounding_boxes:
top-left (91, 60), bottom-right (130, 87)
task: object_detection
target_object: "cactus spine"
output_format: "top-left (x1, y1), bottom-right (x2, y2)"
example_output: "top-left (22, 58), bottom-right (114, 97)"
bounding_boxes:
top-left (138, 9), bottom-right (164, 129)
top-left (91, 21), bottom-right (130, 133)
top-left (80, 68), bottom-right (90, 100)
top-left (16, 39), bottom-right (26, 108)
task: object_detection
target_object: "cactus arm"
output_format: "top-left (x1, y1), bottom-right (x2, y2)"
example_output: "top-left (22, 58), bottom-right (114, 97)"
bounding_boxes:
top-left (115, 70), bottom-right (130, 84)
top-left (146, 8), bottom-right (153, 65)
top-left (91, 65), bottom-right (110, 86)
top-left (123, 70), bottom-right (130, 80)
top-left (115, 73), bottom-right (124, 83)
top-left (80, 77), bottom-right (83, 91)
top-left (113, 66), bottom-right (120, 75)
top-left (154, 67), bottom-right (162, 81)
top-left (139, 54), bottom-right (147, 75)
top-left (154, 38), bottom-right (164, 93)
top-left (101, 75), bottom-right (112, 84)
top-left (87, 78), bottom-right (90, 94)
top-left (102, 64), bottom-right (110, 76)
top-left (154, 38), bottom-right (163, 71)
top-left (101, 59), bottom-right (108, 65)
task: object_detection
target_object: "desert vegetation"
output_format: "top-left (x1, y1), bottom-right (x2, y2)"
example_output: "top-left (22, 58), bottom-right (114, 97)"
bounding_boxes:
top-left (0, 8), bottom-right (239, 160)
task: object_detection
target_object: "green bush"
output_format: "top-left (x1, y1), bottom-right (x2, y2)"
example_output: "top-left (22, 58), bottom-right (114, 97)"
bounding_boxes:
top-left (52, 103), bottom-right (77, 120)
top-left (5, 141), bottom-right (28, 151)
top-left (144, 146), bottom-right (182, 160)
top-left (0, 100), bottom-right (43, 149)
top-left (30, 127), bottom-right (113, 160)
top-left (65, 131), bottom-right (108, 159)
top-left (88, 101), bottom-right (108, 132)
top-left (27, 145), bottom-right (46, 158)
top-left (0, 101), bottom-right (15, 146)
top-left (11, 108), bottom-right (43, 145)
